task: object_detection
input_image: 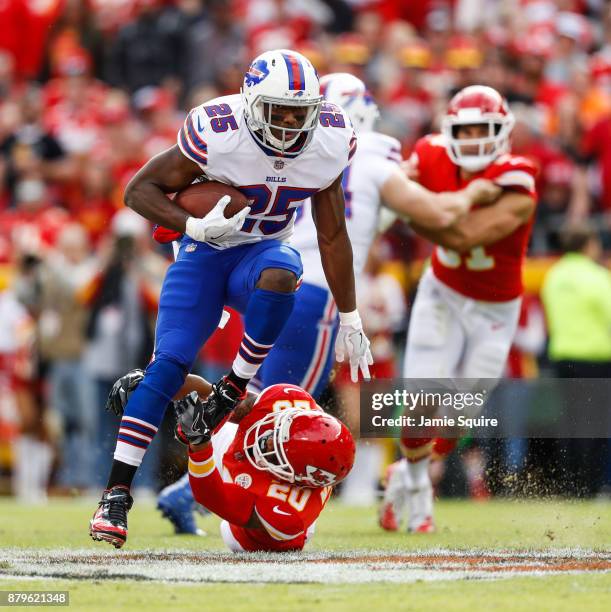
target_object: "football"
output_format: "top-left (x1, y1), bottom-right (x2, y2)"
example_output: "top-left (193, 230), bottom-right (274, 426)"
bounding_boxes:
top-left (174, 181), bottom-right (249, 219)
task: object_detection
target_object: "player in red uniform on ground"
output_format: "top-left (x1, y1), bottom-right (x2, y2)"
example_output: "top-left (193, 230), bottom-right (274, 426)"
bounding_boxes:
top-left (101, 372), bottom-right (354, 551)
top-left (380, 85), bottom-right (538, 534)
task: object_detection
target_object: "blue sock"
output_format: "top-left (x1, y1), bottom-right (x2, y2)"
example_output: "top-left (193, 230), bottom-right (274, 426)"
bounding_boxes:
top-left (232, 288), bottom-right (295, 380)
top-left (114, 357), bottom-right (186, 468)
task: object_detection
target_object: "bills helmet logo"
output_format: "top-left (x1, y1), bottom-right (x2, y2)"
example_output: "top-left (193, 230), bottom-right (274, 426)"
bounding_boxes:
top-left (305, 465), bottom-right (337, 486)
top-left (245, 59), bottom-right (270, 87)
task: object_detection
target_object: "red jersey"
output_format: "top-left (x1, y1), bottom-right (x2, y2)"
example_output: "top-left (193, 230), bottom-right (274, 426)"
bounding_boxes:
top-left (411, 134), bottom-right (538, 302)
top-left (188, 387), bottom-right (332, 552)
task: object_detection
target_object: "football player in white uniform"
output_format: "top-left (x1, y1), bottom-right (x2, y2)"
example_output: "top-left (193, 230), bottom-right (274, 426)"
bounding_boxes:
top-left (259, 73), bottom-right (500, 397)
top-left (152, 73), bottom-right (501, 534)
top-left (90, 49), bottom-right (374, 548)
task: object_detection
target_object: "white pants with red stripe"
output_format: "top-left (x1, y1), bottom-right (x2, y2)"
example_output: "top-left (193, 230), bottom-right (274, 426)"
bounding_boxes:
top-left (404, 268), bottom-right (521, 385)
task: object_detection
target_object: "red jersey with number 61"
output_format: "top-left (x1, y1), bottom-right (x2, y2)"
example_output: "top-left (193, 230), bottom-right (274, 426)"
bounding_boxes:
top-left (411, 134), bottom-right (538, 302)
top-left (219, 385), bottom-right (333, 552)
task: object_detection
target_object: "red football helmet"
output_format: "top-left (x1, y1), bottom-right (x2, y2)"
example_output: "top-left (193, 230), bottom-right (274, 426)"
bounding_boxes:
top-left (251, 383), bottom-right (319, 411)
top-left (441, 85), bottom-right (515, 172)
top-left (244, 386), bottom-right (356, 487)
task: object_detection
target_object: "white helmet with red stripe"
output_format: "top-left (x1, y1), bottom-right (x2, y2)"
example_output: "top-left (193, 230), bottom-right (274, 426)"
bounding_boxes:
top-left (441, 85), bottom-right (515, 172)
top-left (241, 49), bottom-right (323, 154)
top-left (319, 72), bottom-right (379, 133)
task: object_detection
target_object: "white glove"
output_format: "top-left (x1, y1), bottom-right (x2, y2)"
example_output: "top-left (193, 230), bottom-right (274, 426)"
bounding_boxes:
top-left (335, 310), bottom-right (374, 382)
top-left (185, 195), bottom-right (251, 243)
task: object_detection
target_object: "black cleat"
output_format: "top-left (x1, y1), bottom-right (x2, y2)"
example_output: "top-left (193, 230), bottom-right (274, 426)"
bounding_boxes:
top-left (89, 486), bottom-right (133, 549)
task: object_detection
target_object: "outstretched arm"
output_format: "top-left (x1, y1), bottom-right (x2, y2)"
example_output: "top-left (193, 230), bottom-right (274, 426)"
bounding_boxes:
top-left (382, 168), bottom-right (501, 229)
top-left (410, 191), bottom-right (535, 252)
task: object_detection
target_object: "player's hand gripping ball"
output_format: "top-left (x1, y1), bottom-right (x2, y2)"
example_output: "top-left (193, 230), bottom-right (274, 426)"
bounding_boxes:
top-left (177, 182), bottom-right (251, 243)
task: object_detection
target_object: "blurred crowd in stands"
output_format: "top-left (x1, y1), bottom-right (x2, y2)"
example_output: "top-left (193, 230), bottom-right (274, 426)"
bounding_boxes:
top-left (1, 0), bottom-right (610, 501)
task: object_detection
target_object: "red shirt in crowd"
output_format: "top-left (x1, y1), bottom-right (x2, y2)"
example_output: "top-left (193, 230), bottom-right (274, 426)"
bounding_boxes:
top-left (581, 115), bottom-right (611, 211)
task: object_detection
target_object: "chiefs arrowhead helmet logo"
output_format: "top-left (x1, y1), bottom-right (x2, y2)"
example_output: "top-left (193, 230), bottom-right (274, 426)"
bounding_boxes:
top-left (305, 465), bottom-right (337, 486)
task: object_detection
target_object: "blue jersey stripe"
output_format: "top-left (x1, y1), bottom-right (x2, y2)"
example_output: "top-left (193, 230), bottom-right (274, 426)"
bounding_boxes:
top-left (187, 112), bottom-right (208, 152)
top-left (179, 127), bottom-right (208, 165)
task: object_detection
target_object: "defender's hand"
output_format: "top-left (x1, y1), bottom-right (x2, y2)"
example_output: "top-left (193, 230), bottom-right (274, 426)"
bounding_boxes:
top-left (463, 179), bottom-right (502, 206)
top-left (173, 391), bottom-right (211, 447)
top-left (185, 195), bottom-right (251, 243)
top-left (401, 157), bottom-right (419, 181)
top-left (335, 310), bottom-right (374, 382)
top-left (106, 369), bottom-right (145, 416)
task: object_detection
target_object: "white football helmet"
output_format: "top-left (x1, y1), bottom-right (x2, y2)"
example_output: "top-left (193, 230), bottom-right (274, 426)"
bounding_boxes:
top-left (320, 72), bottom-right (379, 133)
top-left (441, 85), bottom-right (515, 172)
top-left (241, 49), bottom-right (323, 154)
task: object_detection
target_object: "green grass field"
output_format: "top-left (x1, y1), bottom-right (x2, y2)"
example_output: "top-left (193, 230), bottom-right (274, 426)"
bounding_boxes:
top-left (1, 497), bottom-right (610, 611)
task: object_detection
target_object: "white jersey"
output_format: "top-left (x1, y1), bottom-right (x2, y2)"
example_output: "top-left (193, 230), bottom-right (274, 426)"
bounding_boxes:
top-left (291, 131), bottom-right (401, 288)
top-left (177, 94), bottom-right (356, 249)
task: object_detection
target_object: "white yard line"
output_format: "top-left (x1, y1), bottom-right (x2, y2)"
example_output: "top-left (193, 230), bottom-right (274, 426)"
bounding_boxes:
top-left (0, 549), bottom-right (609, 584)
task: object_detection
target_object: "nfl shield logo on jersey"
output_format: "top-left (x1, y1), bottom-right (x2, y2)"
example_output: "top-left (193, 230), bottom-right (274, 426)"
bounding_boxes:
top-left (274, 160), bottom-right (285, 170)
top-left (234, 473), bottom-right (253, 489)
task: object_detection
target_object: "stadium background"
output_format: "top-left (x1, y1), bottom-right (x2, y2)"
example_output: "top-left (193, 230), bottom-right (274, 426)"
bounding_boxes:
top-left (0, 0), bottom-right (610, 503)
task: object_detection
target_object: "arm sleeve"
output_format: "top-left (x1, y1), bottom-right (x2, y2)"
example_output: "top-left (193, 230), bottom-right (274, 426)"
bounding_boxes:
top-left (491, 159), bottom-right (538, 198)
top-left (371, 155), bottom-right (400, 192)
top-left (177, 109), bottom-right (209, 171)
top-left (188, 446), bottom-right (256, 526)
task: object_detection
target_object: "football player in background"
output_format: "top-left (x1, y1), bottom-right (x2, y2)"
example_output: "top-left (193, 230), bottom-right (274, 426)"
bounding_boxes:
top-left (154, 73), bottom-right (502, 533)
top-left (380, 85), bottom-right (538, 534)
top-left (90, 49), bottom-right (374, 548)
top-left (107, 370), bottom-right (355, 552)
